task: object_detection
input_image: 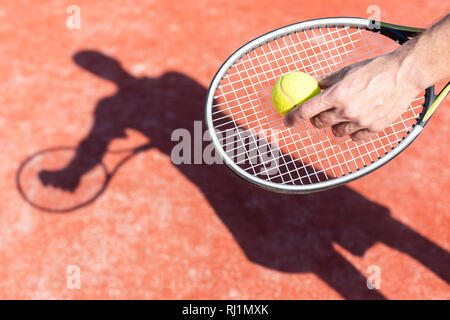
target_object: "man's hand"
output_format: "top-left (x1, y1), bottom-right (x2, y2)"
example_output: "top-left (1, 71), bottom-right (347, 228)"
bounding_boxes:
top-left (284, 53), bottom-right (421, 141)
top-left (284, 14), bottom-right (450, 141)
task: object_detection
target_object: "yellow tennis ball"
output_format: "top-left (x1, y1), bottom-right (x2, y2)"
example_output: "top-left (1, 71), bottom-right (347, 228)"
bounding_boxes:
top-left (272, 71), bottom-right (321, 116)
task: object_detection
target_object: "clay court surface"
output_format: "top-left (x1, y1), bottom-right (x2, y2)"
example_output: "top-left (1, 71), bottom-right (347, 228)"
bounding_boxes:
top-left (0, 0), bottom-right (449, 299)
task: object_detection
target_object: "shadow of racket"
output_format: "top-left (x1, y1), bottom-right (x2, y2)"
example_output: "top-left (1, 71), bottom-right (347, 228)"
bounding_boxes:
top-left (16, 142), bottom-right (152, 213)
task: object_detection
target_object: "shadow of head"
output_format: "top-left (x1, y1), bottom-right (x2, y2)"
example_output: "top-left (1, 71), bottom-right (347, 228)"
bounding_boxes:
top-left (73, 50), bottom-right (129, 83)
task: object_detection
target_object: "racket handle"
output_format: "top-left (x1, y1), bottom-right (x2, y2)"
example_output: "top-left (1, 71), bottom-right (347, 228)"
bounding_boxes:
top-left (380, 22), bottom-right (425, 38)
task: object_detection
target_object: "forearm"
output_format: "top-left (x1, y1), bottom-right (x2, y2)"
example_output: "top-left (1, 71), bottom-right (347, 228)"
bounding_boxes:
top-left (396, 14), bottom-right (450, 90)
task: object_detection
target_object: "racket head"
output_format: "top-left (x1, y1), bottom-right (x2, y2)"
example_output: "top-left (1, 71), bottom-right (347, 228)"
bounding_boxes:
top-left (205, 17), bottom-right (430, 193)
top-left (16, 147), bottom-right (109, 213)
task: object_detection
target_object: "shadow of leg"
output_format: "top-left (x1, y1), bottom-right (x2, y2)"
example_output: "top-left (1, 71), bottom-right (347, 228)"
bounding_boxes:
top-left (313, 248), bottom-right (386, 300)
top-left (381, 219), bottom-right (450, 284)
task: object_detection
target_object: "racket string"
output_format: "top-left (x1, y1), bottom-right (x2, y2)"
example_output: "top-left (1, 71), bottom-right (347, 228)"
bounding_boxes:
top-left (211, 25), bottom-right (423, 185)
top-left (213, 31), bottom-right (394, 105)
top-left (224, 114), bottom-right (416, 175)
top-left (212, 39), bottom-right (398, 124)
top-left (216, 106), bottom-right (422, 175)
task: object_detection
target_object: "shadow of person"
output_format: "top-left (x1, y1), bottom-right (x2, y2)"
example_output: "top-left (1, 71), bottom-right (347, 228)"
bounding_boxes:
top-left (35, 50), bottom-right (449, 299)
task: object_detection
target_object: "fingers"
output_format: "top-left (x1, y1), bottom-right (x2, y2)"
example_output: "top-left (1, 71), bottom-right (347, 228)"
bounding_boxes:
top-left (284, 94), bottom-right (331, 127)
top-left (310, 109), bottom-right (344, 128)
top-left (285, 68), bottom-right (352, 127)
top-left (283, 57), bottom-right (391, 141)
top-left (283, 86), bottom-right (381, 142)
top-left (350, 129), bottom-right (377, 142)
top-left (331, 122), bottom-right (362, 137)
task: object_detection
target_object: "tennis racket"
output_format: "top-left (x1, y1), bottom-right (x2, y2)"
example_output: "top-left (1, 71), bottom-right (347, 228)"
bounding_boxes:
top-left (205, 17), bottom-right (450, 194)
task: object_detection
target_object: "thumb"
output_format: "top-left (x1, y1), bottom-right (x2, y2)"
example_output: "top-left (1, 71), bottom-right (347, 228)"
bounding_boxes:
top-left (317, 67), bottom-right (350, 89)
top-left (319, 58), bottom-right (372, 89)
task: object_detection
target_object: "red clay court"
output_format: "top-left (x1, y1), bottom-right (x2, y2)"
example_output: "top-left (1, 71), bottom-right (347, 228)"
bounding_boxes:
top-left (0, 0), bottom-right (449, 299)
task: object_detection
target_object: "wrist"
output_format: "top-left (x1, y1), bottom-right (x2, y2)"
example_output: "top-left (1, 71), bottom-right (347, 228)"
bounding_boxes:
top-left (392, 40), bottom-right (431, 92)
